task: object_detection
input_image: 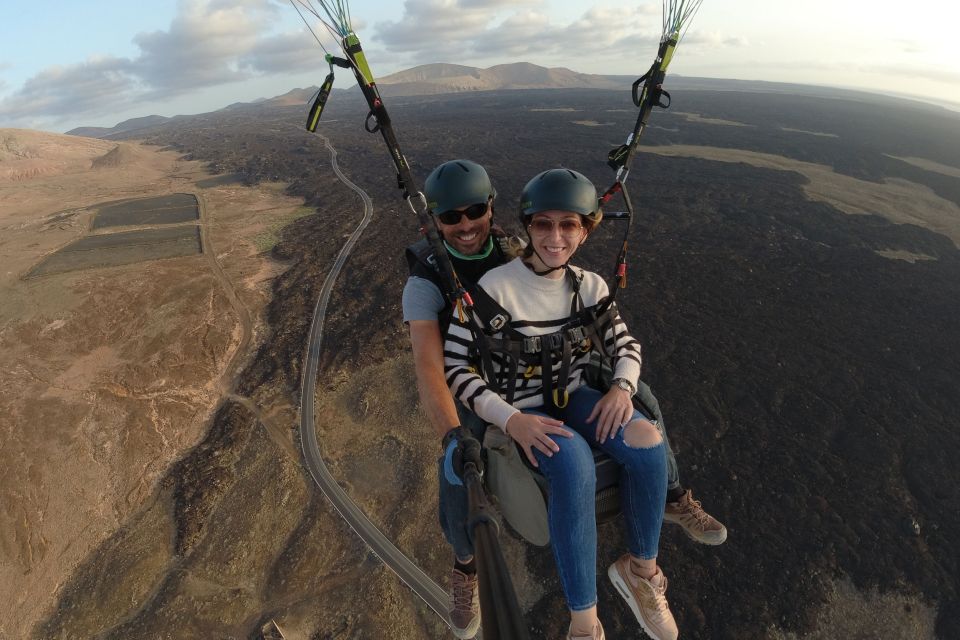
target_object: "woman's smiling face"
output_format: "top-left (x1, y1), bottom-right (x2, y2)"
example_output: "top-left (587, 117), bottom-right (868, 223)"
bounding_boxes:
top-left (527, 210), bottom-right (587, 272)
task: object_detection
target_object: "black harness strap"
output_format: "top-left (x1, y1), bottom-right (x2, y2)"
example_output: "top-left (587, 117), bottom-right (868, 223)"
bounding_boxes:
top-left (466, 268), bottom-right (622, 413)
top-left (336, 40), bottom-right (467, 314)
top-left (579, 298), bottom-right (619, 360)
top-left (600, 36), bottom-right (678, 299)
top-left (547, 268), bottom-right (584, 409)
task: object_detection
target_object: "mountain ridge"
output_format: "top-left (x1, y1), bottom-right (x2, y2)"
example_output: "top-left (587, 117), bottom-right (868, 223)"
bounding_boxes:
top-left (65, 61), bottom-right (960, 139)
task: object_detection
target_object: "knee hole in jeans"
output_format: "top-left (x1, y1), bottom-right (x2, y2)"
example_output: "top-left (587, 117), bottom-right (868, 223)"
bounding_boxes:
top-left (623, 419), bottom-right (663, 449)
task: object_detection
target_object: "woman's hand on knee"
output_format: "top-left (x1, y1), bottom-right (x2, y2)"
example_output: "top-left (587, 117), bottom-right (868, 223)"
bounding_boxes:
top-left (587, 387), bottom-right (635, 444)
top-left (505, 412), bottom-right (572, 467)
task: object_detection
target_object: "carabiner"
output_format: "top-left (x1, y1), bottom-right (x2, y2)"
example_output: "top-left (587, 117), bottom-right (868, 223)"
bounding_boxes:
top-left (364, 110), bottom-right (380, 133)
top-left (406, 191), bottom-right (428, 216)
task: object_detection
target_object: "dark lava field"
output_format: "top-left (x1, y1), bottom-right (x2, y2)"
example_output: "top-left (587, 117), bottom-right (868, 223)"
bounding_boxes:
top-left (89, 86), bottom-right (960, 638)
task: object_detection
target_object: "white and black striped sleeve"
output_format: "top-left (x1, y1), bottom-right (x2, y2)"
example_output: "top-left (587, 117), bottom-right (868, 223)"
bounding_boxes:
top-left (443, 316), bottom-right (520, 429)
top-left (604, 302), bottom-right (643, 388)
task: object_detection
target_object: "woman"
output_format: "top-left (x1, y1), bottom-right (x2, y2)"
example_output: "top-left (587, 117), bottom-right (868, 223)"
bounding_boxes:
top-left (444, 168), bottom-right (678, 640)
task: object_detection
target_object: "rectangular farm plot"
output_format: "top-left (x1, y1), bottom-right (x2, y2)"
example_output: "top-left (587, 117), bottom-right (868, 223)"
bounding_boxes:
top-left (28, 226), bottom-right (202, 277)
top-left (195, 173), bottom-right (243, 189)
top-left (92, 193), bottom-right (199, 229)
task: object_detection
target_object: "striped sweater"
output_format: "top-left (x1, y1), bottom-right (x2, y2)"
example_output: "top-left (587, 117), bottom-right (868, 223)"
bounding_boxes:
top-left (444, 257), bottom-right (642, 429)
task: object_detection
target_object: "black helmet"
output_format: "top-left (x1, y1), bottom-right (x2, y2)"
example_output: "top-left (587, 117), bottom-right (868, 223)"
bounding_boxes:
top-left (424, 159), bottom-right (496, 214)
top-left (519, 168), bottom-right (602, 227)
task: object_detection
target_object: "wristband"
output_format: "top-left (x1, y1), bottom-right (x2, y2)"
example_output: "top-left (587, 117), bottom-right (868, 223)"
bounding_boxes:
top-left (442, 435), bottom-right (464, 487)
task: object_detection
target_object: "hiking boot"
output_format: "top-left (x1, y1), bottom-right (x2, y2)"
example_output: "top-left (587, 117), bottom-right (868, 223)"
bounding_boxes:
top-left (567, 620), bottom-right (605, 640)
top-left (608, 555), bottom-right (678, 640)
top-left (449, 568), bottom-right (480, 639)
top-left (664, 489), bottom-right (728, 545)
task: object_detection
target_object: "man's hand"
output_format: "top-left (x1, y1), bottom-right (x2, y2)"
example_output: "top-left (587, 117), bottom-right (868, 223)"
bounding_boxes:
top-left (505, 412), bottom-right (573, 467)
top-left (587, 387), bottom-right (635, 443)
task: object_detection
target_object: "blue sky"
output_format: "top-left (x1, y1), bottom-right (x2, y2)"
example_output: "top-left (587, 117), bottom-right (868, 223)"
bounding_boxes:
top-left (2, 0), bottom-right (958, 133)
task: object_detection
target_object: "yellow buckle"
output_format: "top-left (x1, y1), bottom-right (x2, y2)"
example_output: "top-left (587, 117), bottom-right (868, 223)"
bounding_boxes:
top-left (552, 388), bottom-right (569, 409)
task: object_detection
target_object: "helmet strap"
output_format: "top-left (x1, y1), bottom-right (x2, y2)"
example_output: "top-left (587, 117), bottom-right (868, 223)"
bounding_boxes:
top-left (524, 241), bottom-right (569, 276)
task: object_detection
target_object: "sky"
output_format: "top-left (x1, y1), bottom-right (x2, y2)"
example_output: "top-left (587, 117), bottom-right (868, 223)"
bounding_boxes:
top-left (2, 0), bottom-right (958, 133)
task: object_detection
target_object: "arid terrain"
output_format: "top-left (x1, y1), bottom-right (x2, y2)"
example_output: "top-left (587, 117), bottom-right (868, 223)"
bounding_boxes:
top-left (3, 81), bottom-right (960, 640)
top-left (0, 129), bottom-right (310, 638)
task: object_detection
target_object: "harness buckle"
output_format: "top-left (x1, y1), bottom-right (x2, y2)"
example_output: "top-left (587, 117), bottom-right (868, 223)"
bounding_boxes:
top-left (523, 336), bottom-right (541, 353)
top-left (489, 314), bottom-right (507, 331)
top-left (546, 333), bottom-right (564, 350)
top-left (567, 327), bottom-right (590, 352)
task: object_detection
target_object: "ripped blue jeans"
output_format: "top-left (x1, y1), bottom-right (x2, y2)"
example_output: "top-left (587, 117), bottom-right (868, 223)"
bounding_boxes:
top-left (529, 385), bottom-right (667, 611)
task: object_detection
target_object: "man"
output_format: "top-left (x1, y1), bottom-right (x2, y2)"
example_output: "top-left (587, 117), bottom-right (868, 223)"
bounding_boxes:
top-left (402, 159), bottom-right (726, 639)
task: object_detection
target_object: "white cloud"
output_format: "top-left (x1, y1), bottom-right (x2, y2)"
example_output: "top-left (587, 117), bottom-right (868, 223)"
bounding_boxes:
top-left (679, 30), bottom-right (749, 48)
top-left (459, 0), bottom-right (540, 7)
top-left (0, 56), bottom-right (139, 123)
top-left (241, 28), bottom-right (325, 73)
top-left (132, 8), bottom-right (251, 93)
top-left (374, 1), bottom-right (668, 67)
top-left (374, 0), bottom-right (511, 56)
top-left (0, 0), bottom-right (324, 126)
top-left (893, 39), bottom-right (926, 55)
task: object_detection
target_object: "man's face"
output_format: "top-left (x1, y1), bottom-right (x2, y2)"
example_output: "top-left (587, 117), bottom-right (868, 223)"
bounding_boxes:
top-left (436, 200), bottom-right (493, 256)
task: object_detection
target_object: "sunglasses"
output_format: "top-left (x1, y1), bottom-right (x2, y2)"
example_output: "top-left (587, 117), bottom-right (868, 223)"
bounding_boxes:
top-left (527, 218), bottom-right (584, 236)
top-left (436, 202), bottom-right (489, 226)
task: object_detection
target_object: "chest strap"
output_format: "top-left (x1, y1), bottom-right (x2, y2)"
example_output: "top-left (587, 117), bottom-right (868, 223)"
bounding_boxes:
top-left (467, 286), bottom-right (620, 411)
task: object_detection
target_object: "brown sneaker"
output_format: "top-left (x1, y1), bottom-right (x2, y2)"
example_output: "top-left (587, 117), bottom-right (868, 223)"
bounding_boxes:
top-left (448, 568), bottom-right (480, 639)
top-left (567, 620), bottom-right (605, 640)
top-left (664, 489), bottom-right (728, 545)
top-left (608, 555), bottom-right (678, 640)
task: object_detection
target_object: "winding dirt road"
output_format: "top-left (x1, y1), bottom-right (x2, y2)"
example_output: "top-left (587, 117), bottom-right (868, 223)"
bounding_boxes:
top-left (195, 192), bottom-right (254, 393)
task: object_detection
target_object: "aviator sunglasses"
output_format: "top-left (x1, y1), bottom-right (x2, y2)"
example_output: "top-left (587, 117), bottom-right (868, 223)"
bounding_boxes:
top-left (527, 218), bottom-right (584, 236)
top-left (436, 201), bottom-right (489, 225)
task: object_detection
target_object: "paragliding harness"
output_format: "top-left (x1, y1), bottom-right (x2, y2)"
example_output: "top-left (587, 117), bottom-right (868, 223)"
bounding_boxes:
top-left (465, 269), bottom-right (621, 412)
top-left (404, 228), bottom-right (520, 337)
top-left (463, 273), bottom-right (674, 537)
top-left (405, 232), bottom-right (650, 538)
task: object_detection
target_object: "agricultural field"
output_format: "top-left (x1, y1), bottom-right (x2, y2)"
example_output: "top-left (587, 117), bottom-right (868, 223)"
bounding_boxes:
top-left (28, 225), bottom-right (202, 277)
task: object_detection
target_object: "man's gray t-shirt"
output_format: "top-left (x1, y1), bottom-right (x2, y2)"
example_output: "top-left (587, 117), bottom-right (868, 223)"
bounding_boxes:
top-left (402, 276), bottom-right (445, 323)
